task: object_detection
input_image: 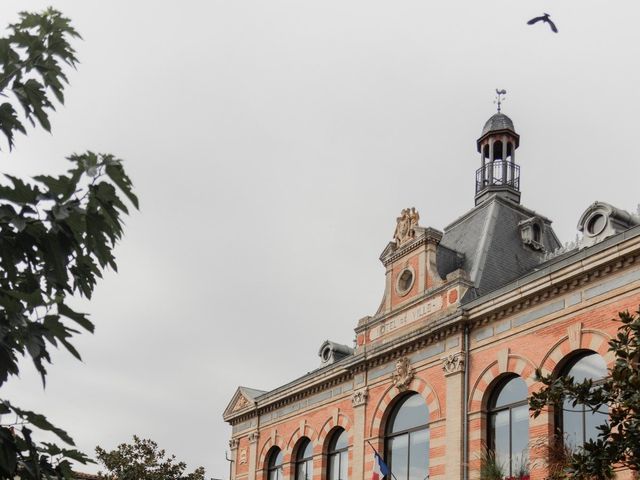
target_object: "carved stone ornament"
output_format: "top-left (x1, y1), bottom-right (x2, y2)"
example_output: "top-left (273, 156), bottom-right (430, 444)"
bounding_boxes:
top-left (351, 388), bottom-right (369, 407)
top-left (441, 352), bottom-right (465, 376)
top-left (393, 207), bottom-right (420, 246)
top-left (229, 438), bottom-right (240, 450)
top-left (391, 357), bottom-right (414, 391)
top-left (240, 448), bottom-right (247, 464)
top-left (232, 394), bottom-right (251, 412)
top-left (248, 431), bottom-right (260, 443)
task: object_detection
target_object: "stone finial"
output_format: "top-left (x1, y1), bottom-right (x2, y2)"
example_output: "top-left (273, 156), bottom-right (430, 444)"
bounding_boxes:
top-left (351, 388), bottom-right (369, 407)
top-left (394, 208), bottom-right (420, 246)
top-left (441, 352), bottom-right (465, 376)
top-left (391, 357), bottom-right (414, 391)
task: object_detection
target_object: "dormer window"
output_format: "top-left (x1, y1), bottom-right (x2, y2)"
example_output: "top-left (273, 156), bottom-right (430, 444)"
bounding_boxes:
top-left (518, 217), bottom-right (545, 251)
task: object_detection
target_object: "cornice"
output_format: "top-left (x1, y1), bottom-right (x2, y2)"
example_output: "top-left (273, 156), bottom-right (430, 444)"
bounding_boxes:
top-left (355, 277), bottom-right (472, 335)
top-left (226, 309), bottom-right (466, 426)
top-left (226, 229), bottom-right (640, 427)
top-left (465, 235), bottom-right (640, 328)
top-left (380, 228), bottom-right (442, 267)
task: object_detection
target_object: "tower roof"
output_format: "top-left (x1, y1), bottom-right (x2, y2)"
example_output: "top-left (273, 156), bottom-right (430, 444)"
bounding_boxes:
top-left (477, 112), bottom-right (519, 152)
top-left (481, 112), bottom-right (516, 135)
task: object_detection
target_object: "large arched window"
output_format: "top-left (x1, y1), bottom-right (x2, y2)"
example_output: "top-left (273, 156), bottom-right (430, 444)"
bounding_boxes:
top-left (488, 376), bottom-right (529, 478)
top-left (560, 352), bottom-right (608, 449)
top-left (385, 392), bottom-right (430, 480)
top-left (267, 448), bottom-right (284, 480)
top-left (327, 428), bottom-right (348, 480)
top-left (295, 439), bottom-right (313, 480)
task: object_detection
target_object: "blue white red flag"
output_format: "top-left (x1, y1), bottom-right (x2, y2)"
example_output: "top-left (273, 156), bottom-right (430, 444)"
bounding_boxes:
top-left (372, 452), bottom-right (390, 480)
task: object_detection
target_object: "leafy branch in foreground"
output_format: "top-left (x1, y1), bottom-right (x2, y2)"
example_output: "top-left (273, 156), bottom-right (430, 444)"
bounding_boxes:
top-left (0, 7), bottom-right (80, 150)
top-left (0, 8), bottom-right (139, 480)
top-left (530, 309), bottom-right (640, 479)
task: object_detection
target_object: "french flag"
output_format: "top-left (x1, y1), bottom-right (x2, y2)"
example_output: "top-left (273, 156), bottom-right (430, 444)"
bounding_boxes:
top-left (372, 452), bottom-right (390, 480)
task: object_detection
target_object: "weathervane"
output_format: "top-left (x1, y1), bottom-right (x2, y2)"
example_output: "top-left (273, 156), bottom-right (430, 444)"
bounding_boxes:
top-left (494, 89), bottom-right (507, 112)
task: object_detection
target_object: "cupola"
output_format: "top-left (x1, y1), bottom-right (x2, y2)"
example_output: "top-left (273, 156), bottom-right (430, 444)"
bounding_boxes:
top-left (475, 90), bottom-right (521, 206)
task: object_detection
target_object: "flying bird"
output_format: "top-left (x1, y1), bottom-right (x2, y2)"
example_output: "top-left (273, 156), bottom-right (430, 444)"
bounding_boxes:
top-left (527, 13), bottom-right (558, 33)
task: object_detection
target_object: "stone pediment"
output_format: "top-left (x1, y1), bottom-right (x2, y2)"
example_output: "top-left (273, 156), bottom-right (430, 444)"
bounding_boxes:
top-left (223, 386), bottom-right (265, 420)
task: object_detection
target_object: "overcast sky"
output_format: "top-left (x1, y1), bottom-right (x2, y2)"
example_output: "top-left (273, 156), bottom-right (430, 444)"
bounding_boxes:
top-left (2, 0), bottom-right (640, 477)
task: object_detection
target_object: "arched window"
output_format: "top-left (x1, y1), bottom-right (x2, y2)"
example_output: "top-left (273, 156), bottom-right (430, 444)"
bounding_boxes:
top-left (327, 428), bottom-right (348, 480)
top-left (488, 376), bottom-right (529, 478)
top-left (295, 439), bottom-right (313, 480)
top-left (267, 448), bottom-right (284, 480)
top-left (560, 352), bottom-right (608, 449)
top-left (385, 392), bottom-right (430, 480)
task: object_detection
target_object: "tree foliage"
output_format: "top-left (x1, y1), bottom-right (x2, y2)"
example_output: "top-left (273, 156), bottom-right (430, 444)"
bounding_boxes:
top-left (530, 309), bottom-right (640, 479)
top-left (0, 8), bottom-right (138, 479)
top-left (95, 436), bottom-right (205, 480)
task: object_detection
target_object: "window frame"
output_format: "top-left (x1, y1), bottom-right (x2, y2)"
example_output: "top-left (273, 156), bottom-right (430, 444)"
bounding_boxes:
top-left (384, 392), bottom-right (430, 480)
top-left (556, 351), bottom-right (608, 449)
top-left (267, 448), bottom-right (284, 480)
top-left (487, 375), bottom-right (529, 478)
top-left (327, 428), bottom-right (349, 480)
top-left (295, 438), bottom-right (313, 480)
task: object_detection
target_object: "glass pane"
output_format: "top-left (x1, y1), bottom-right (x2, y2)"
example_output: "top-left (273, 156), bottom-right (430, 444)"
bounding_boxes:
top-left (297, 461), bottom-right (306, 480)
top-left (390, 394), bottom-right (430, 434)
top-left (305, 459), bottom-right (313, 480)
top-left (299, 440), bottom-right (313, 460)
top-left (493, 377), bottom-right (528, 408)
top-left (511, 404), bottom-right (529, 477)
top-left (585, 403), bottom-right (608, 444)
top-left (490, 410), bottom-right (509, 476)
top-left (389, 434), bottom-right (409, 480)
top-left (339, 450), bottom-right (348, 480)
top-left (568, 353), bottom-right (607, 383)
top-left (331, 429), bottom-right (348, 452)
top-left (270, 450), bottom-right (283, 468)
top-left (408, 428), bottom-right (429, 480)
top-left (329, 453), bottom-right (339, 480)
top-left (562, 397), bottom-right (583, 449)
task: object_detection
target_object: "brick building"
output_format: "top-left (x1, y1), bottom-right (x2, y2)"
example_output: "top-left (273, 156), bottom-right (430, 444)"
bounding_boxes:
top-left (223, 110), bottom-right (640, 480)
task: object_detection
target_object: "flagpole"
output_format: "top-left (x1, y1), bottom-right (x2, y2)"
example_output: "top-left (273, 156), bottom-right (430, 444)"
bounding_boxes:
top-left (366, 440), bottom-right (401, 480)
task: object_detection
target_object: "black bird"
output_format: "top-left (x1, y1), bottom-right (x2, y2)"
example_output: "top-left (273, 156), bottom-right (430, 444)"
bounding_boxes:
top-left (527, 13), bottom-right (558, 33)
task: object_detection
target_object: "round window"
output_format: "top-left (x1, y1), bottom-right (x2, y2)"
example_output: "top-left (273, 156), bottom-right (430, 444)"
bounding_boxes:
top-left (586, 213), bottom-right (607, 236)
top-left (396, 268), bottom-right (414, 296)
top-left (321, 347), bottom-right (332, 362)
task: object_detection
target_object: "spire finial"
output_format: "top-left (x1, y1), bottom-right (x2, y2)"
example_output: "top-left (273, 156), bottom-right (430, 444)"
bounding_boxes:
top-left (494, 89), bottom-right (507, 113)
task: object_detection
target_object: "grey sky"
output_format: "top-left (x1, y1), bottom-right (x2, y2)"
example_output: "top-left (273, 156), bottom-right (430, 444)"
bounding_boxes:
top-left (1, 0), bottom-right (640, 477)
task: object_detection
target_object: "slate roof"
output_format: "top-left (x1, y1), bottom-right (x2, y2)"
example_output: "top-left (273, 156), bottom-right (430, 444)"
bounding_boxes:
top-left (239, 386), bottom-right (267, 400)
top-left (437, 194), bottom-right (561, 301)
top-left (482, 113), bottom-right (516, 135)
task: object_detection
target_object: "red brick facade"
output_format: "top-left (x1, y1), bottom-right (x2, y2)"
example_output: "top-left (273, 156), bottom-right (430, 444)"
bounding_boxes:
top-left (224, 115), bottom-right (640, 480)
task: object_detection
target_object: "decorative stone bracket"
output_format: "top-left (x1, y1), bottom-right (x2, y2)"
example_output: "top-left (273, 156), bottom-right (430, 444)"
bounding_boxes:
top-left (351, 387), bottom-right (369, 407)
top-left (441, 351), bottom-right (465, 376)
top-left (248, 431), bottom-right (260, 443)
top-left (229, 438), bottom-right (240, 450)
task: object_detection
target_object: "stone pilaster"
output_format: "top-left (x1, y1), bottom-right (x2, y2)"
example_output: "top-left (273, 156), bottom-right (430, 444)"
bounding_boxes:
top-left (442, 352), bottom-right (465, 480)
top-left (351, 387), bottom-right (368, 480)
top-left (229, 438), bottom-right (240, 480)
top-left (248, 431), bottom-right (259, 480)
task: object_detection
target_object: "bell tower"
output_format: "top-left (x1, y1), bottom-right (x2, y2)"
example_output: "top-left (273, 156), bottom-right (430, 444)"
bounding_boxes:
top-left (475, 90), bottom-right (521, 206)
